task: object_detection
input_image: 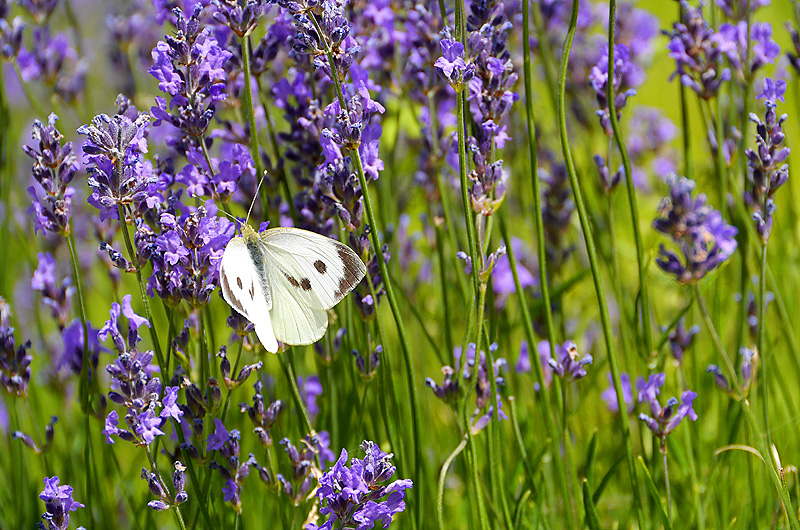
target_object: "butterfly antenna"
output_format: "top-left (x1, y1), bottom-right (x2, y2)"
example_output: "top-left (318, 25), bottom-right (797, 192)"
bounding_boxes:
top-left (198, 196), bottom-right (239, 224)
top-left (246, 170), bottom-right (268, 226)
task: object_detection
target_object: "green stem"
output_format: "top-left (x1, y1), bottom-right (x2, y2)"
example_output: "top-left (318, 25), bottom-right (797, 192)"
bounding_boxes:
top-left (677, 3), bottom-right (693, 180)
top-left (280, 349), bottom-right (315, 436)
top-left (758, 240), bottom-right (770, 448)
top-left (146, 446), bottom-right (187, 530)
top-left (117, 204), bottom-right (167, 376)
top-left (556, 1), bottom-right (644, 526)
top-left (606, 0), bottom-right (653, 357)
top-left (255, 76), bottom-right (298, 224)
top-left (455, 90), bottom-right (481, 295)
top-left (498, 210), bottom-right (570, 517)
top-left (521, 0), bottom-right (559, 398)
top-left (66, 231), bottom-right (91, 411)
top-left (662, 447), bottom-right (672, 523)
top-left (437, 436), bottom-right (468, 530)
top-left (241, 35), bottom-right (268, 217)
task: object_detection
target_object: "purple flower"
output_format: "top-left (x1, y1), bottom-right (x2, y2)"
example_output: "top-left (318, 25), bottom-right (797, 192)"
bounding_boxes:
top-left (298, 375), bottom-right (323, 419)
top-left (0, 298), bottom-right (33, 397)
top-left (717, 0), bottom-right (770, 20)
top-left (708, 347), bottom-right (758, 393)
top-left (32, 252), bottom-right (74, 330)
top-left (78, 112), bottom-right (157, 221)
top-left (713, 21), bottom-right (780, 79)
top-left (160, 387), bottom-right (183, 422)
top-left (601, 372), bottom-right (635, 414)
top-left (639, 387), bottom-right (698, 444)
top-left (23, 114), bottom-right (78, 235)
top-left (654, 175), bottom-right (738, 283)
top-left (206, 417), bottom-right (235, 451)
top-left (668, 319), bottom-right (699, 364)
top-left (757, 77), bottom-right (787, 105)
top-left (546, 340), bottom-right (592, 381)
top-left (588, 43), bottom-right (637, 135)
top-left (102, 410), bottom-right (120, 444)
top-left (149, 6), bottom-right (232, 142)
top-left (667, 4), bottom-right (730, 100)
top-left (17, 28), bottom-right (84, 101)
top-left (140, 204), bottom-right (235, 306)
top-left (59, 320), bottom-right (103, 377)
top-left (309, 440), bottom-right (412, 530)
top-left (434, 39), bottom-right (472, 89)
top-left (39, 476), bottom-right (84, 530)
top-left (515, 340), bottom-right (553, 389)
top-left (135, 409), bottom-right (166, 444)
top-left (745, 79), bottom-right (789, 242)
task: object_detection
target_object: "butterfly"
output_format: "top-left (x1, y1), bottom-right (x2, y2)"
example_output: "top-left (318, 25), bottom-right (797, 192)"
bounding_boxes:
top-left (219, 223), bottom-right (366, 353)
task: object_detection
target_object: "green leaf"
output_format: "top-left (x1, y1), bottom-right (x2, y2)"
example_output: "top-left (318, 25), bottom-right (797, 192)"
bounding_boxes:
top-left (637, 456), bottom-right (672, 530)
top-left (583, 480), bottom-right (602, 530)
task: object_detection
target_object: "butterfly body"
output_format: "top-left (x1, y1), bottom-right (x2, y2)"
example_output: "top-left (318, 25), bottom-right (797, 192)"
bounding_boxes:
top-left (220, 224), bottom-right (366, 353)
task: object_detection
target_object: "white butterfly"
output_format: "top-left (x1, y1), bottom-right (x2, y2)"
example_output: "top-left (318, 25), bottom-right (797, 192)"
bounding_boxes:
top-left (219, 223), bottom-right (366, 353)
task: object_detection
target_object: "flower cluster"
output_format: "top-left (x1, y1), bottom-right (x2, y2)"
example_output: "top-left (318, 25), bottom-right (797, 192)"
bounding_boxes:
top-left (667, 2), bottom-right (730, 100)
top-left (17, 28), bottom-right (85, 102)
top-left (307, 440), bottom-right (413, 530)
top-left (78, 111), bottom-right (158, 221)
top-left (713, 21), bottom-right (780, 82)
top-left (207, 418), bottom-right (261, 513)
top-left (707, 347), bottom-right (757, 394)
top-left (654, 175), bottom-right (738, 283)
top-left (240, 380), bottom-right (283, 448)
top-left (24, 114), bottom-right (78, 235)
top-left (277, 433), bottom-right (335, 505)
top-left (539, 150), bottom-right (575, 271)
top-left (637, 373), bottom-right (698, 448)
top-left (149, 6), bottom-right (232, 145)
top-left (668, 319), bottom-right (699, 364)
top-left (745, 78), bottom-right (789, 242)
top-left (588, 43), bottom-right (637, 136)
top-left (427, 342), bottom-right (507, 433)
top-left (546, 340), bottom-right (592, 381)
top-left (142, 461), bottom-right (188, 511)
top-left (136, 204), bottom-right (234, 307)
top-left (31, 252), bottom-right (73, 330)
top-left (0, 297), bottom-right (33, 397)
top-left (602, 372), bottom-right (698, 445)
top-left (37, 476), bottom-right (84, 530)
top-left (100, 296), bottom-right (181, 446)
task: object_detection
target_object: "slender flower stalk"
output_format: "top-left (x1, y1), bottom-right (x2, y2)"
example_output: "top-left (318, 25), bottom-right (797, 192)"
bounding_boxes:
top-left (556, 0), bottom-right (643, 525)
top-left (607, 0), bottom-right (653, 357)
top-left (241, 35), bottom-right (268, 216)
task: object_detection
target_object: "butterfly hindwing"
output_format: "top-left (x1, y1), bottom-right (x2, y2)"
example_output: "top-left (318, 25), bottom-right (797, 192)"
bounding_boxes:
top-left (220, 235), bottom-right (278, 352)
top-left (259, 228), bottom-right (367, 311)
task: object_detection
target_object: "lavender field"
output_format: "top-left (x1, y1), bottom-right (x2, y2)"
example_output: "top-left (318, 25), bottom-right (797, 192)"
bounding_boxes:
top-left (2, 0), bottom-right (800, 528)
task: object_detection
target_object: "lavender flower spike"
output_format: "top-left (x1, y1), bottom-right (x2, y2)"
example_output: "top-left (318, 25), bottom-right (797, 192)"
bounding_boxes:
top-left (434, 38), bottom-right (473, 91)
top-left (38, 476), bottom-right (84, 530)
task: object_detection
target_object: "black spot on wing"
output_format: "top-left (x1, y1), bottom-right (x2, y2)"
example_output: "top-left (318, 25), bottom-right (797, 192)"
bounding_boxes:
top-left (237, 277), bottom-right (243, 289)
top-left (283, 272), bottom-right (300, 288)
top-left (314, 260), bottom-right (327, 274)
top-left (333, 244), bottom-right (364, 299)
top-left (249, 280), bottom-right (255, 301)
top-left (300, 278), bottom-right (312, 291)
top-left (222, 269), bottom-right (246, 315)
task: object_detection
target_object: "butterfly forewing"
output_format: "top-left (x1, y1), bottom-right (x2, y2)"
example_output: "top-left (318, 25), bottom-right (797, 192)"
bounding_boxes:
top-left (259, 228), bottom-right (367, 311)
top-left (220, 235), bottom-right (278, 352)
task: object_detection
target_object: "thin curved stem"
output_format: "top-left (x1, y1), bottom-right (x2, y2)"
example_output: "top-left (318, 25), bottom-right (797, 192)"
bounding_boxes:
top-left (437, 436), bottom-right (468, 530)
top-left (606, 0), bottom-right (653, 357)
top-left (557, 1), bottom-right (643, 526)
top-left (241, 35), bottom-right (268, 217)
